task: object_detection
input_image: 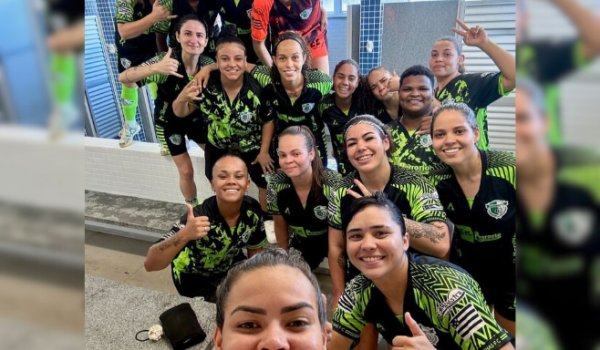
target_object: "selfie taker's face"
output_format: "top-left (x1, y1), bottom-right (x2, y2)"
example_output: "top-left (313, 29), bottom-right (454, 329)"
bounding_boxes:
top-left (214, 266), bottom-right (326, 350)
top-left (346, 206), bottom-right (409, 282)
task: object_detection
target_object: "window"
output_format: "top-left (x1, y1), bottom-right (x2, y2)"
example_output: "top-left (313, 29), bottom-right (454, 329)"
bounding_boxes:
top-left (322, 0), bottom-right (335, 12)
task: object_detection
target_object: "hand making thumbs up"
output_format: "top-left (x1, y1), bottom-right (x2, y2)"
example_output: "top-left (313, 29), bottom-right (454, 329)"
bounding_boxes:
top-left (391, 312), bottom-right (437, 350)
top-left (181, 204), bottom-right (212, 241)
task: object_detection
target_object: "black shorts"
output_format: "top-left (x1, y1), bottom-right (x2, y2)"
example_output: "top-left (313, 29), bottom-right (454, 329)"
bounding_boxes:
top-left (291, 234), bottom-right (329, 271)
top-left (173, 271), bottom-right (225, 302)
top-left (204, 143), bottom-right (267, 189)
top-left (156, 115), bottom-right (208, 157)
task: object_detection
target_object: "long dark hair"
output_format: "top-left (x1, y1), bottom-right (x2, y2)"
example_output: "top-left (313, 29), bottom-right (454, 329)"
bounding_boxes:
top-left (175, 14), bottom-right (208, 36)
top-left (278, 126), bottom-right (326, 202)
top-left (342, 192), bottom-right (406, 237)
top-left (333, 59), bottom-right (378, 116)
top-left (215, 249), bottom-right (326, 329)
top-left (270, 31), bottom-right (312, 87)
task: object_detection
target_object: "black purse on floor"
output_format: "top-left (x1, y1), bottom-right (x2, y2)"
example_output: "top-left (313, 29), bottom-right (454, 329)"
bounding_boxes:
top-left (159, 303), bottom-right (207, 350)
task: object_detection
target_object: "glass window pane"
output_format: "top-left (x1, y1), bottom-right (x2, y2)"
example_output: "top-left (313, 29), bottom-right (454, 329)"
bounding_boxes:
top-left (322, 0), bottom-right (334, 12)
top-left (342, 0), bottom-right (360, 12)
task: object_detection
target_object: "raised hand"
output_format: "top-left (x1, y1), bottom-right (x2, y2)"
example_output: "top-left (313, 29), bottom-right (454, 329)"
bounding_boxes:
top-left (452, 19), bottom-right (488, 47)
top-left (391, 312), bottom-right (437, 350)
top-left (182, 204), bottom-right (211, 241)
top-left (151, 0), bottom-right (177, 23)
top-left (416, 116), bottom-right (432, 136)
top-left (346, 179), bottom-right (372, 199)
top-left (381, 69), bottom-right (400, 96)
top-left (179, 79), bottom-right (203, 103)
top-left (153, 47), bottom-right (183, 77)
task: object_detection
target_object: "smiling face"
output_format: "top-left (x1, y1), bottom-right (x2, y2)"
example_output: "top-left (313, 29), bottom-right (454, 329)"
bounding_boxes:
top-left (333, 63), bottom-right (359, 100)
top-left (211, 156), bottom-right (251, 202)
top-left (432, 110), bottom-right (480, 166)
top-left (278, 134), bottom-right (314, 179)
top-left (275, 39), bottom-right (306, 84)
top-left (214, 265), bottom-right (327, 350)
top-left (217, 42), bottom-right (247, 82)
top-left (176, 20), bottom-right (208, 56)
top-left (345, 123), bottom-right (390, 174)
top-left (429, 40), bottom-right (464, 79)
top-left (367, 69), bottom-right (393, 102)
top-left (399, 75), bottom-right (434, 117)
top-left (346, 206), bottom-right (409, 282)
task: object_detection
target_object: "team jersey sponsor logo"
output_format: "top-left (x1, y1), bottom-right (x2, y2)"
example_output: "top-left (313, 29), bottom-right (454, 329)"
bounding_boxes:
top-left (285, 207), bottom-right (291, 215)
top-left (313, 205), bottom-right (327, 220)
top-left (419, 192), bottom-right (439, 201)
top-left (422, 204), bottom-right (444, 212)
top-left (553, 209), bottom-right (594, 246)
top-left (419, 134), bottom-right (432, 147)
top-left (241, 229), bottom-right (251, 243)
top-left (447, 203), bottom-right (455, 211)
top-left (239, 111), bottom-right (253, 123)
top-left (419, 324), bottom-right (439, 346)
top-left (299, 8), bottom-right (313, 20)
top-left (475, 233), bottom-right (501, 242)
top-left (436, 288), bottom-right (466, 317)
top-left (273, 100), bottom-right (279, 106)
top-left (302, 103), bottom-right (315, 113)
top-left (442, 97), bottom-right (455, 104)
top-left (175, 85), bottom-right (181, 91)
top-left (450, 304), bottom-right (485, 340)
top-left (169, 134), bottom-right (182, 145)
top-left (120, 58), bottom-right (132, 69)
top-left (485, 199), bottom-right (508, 219)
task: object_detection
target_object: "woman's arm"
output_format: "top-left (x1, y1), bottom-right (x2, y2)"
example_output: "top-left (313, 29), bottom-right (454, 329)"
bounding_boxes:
top-left (547, 0), bottom-right (600, 61)
top-left (118, 47), bottom-right (181, 84)
top-left (453, 19), bottom-right (516, 92)
top-left (172, 80), bottom-right (202, 117)
top-left (117, 0), bottom-right (175, 40)
top-left (273, 215), bottom-right (289, 251)
top-left (328, 227), bottom-right (347, 311)
top-left (404, 220), bottom-right (450, 259)
top-left (251, 122), bottom-right (275, 174)
top-left (253, 40), bottom-right (274, 67)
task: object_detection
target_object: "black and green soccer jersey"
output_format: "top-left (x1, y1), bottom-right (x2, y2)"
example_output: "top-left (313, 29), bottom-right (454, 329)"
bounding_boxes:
top-left (216, 0), bottom-right (260, 63)
top-left (517, 147), bottom-right (600, 350)
top-left (251, 65), bottom-right (333, 165)
top-left (517, 40), bottom-right (587, 146)
top-left (333, 253), bottom-right (511, 349)
top-left (190, 70), bottom-right (266, 153)
top-left (136, 49), bottom-right (214, 125)
top-left (328, 165), bottom-right (447, 231)
top-left (435, 72), bottom-right (512, 151)
top-left (386, 119), bottom-right (442, 176)
top-left (115, 0), bottom-right (168, 57)
top-left (267, 169), bottom-right (342, 269)
top-left (430, 150), bottom-right (516, 319)
top-left (159, 196), bottom-right (267, 295)
top-left (318, 93), bottom-right (356, 175)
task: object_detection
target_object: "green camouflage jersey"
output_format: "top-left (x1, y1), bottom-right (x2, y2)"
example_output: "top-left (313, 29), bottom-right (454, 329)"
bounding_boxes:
top-left (191, 70), bottom-right (266, 153)
top-left (159, 196), bottom-right (267, 296)
top-left (115, 0), bottom-right (169, 56)
top-left (267, 169), bottom-right (342, 269)
top-left (328, 165), bottom-right (447, 280)
top-left (318, 93), bottom-right (356, 175)
top-left (430, 150), bottom-right (516, 320)
top-left (251, 65), bottom-right (332, 165)
top-left (333, 253), bottom-right (512, 349)
top-left (386, 118), bottom-right (442, 176)
top-left (435, 72), bottom-right (512, 151)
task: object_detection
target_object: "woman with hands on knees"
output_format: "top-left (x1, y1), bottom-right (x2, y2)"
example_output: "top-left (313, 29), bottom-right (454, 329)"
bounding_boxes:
top-left (328, 194), bottom-right (515, 350)
top-left (213, 248), bottom-right (332, 350)
top-left (119, 14), bottom-right (214, 208)
top-left (267, 126), bottom-right (342, 270)
top-left (430, 19), bottom-right (516, 150)
top-left (173, 32), bottom-right (275, 213)
top-left (144, 152), bottom-right (268, 301)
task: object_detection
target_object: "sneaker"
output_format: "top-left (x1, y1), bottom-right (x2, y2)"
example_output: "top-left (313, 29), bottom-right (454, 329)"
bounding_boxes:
top-left (119, 123), bottom-right (141, 148)
top-left (159, 144), bottom-right (170, 156)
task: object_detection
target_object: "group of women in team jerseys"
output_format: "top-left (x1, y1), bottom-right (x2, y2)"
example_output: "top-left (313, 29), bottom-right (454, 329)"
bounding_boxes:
top-left (125, 7), bottom-right (517, 350)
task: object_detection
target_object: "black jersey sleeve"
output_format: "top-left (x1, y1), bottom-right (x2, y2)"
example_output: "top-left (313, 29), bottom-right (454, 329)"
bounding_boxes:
top-left (519, 40), bottom-right (585, 84)
top-left (246, 200), bottom-right (268, 250)
top-left (266, 173), bottom-right (289, 215)
top-left (405, 174), bottom-right (447, 224)
top-left (463, 72), bottom-right (511, 109)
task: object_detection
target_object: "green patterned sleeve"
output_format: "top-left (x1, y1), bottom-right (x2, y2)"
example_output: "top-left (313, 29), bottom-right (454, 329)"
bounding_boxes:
top-left (116, 0), bottom-right (135, 23)
top-left (332, 276), bottom-right (370, 341)
top-left (407, 176), bottom-right (447, 224)
top-left (327, 184), bottom-right (346, 230)
top-left (199, 55), bottom-right (216, 67)
top-left (250, 65), bottom-right (272, 87)
top-left (315, 70), bottom-right (333, 96)
top-left (266, 179), bottom-right (281, 215)
top-left (435, 269), bottom-right (511, 350)
top-left (247, 203), bottom-right (268, 249)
